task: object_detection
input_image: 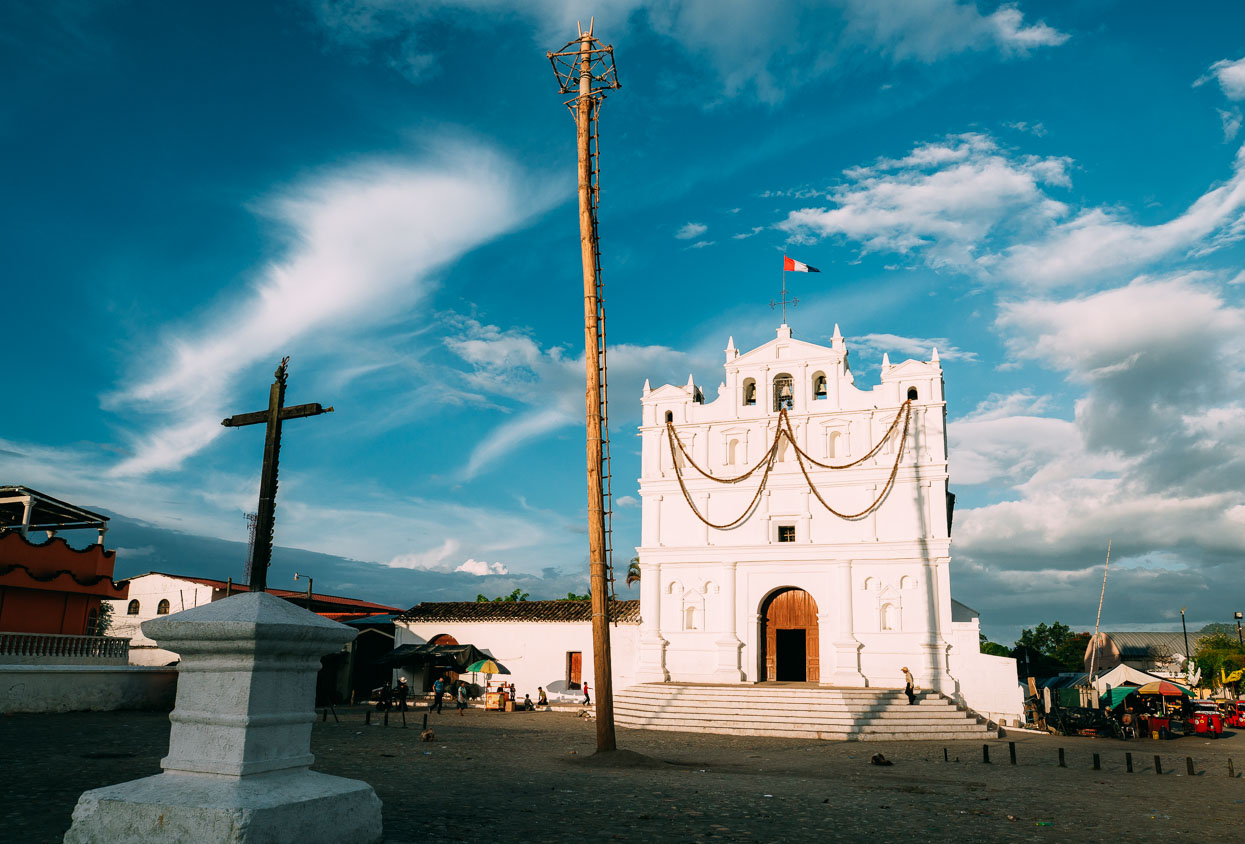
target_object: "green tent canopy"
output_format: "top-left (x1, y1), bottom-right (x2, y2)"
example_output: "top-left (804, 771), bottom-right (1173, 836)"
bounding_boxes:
top-left (1100, 687), bottom-right (1140, 708)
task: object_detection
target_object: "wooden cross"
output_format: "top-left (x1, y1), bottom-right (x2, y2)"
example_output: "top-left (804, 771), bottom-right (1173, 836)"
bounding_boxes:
top-left (221, 356), bottom-right (333, 594)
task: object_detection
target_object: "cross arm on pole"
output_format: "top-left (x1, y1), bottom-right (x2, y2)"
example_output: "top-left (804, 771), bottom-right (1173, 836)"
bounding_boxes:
top-left (221, 403), bottom-right (335, 428)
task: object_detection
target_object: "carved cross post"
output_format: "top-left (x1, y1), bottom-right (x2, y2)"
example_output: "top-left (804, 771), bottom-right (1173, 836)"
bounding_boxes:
top-left (222, 357), bottom-right (333, 593)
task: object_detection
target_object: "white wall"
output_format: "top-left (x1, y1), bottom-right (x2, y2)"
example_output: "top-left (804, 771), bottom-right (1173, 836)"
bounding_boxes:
top-left (106, 574), bottom-right (222, 665)
top-left (396, 620), bottom-right (639, 702)
top-left (0, 665), bottom-right (177, 713)
top-left (948, 620), bottom-right (1023, 725)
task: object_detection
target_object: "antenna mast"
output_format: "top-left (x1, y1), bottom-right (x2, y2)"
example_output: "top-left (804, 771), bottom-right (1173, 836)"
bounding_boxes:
top-left (548, 19), bottom-right (622, 753)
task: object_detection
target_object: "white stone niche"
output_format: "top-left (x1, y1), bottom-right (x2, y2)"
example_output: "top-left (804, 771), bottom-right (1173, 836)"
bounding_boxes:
top-left (64, 591), bottom-right (382, 843)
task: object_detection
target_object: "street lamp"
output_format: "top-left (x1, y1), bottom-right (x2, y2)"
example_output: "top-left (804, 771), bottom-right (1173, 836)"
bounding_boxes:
top-left (1236, 611), bottom-right (1243, 645)
top-left (1180, 607), bottom-right (1191, 681)
top-left (293, 572), bottom-right (313, 611)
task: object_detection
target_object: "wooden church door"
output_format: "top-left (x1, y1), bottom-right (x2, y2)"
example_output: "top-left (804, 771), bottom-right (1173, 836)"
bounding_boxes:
top-left (761, 589), bottom-right (820, 682)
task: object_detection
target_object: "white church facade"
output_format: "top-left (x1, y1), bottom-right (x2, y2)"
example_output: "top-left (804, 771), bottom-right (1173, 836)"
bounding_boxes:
top-left (632, 324), bottom-right (1021, 722)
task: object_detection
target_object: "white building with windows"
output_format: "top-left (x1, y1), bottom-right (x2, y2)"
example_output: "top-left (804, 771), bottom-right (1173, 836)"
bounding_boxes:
top-left (633, 324), bottom-right (1020, 722)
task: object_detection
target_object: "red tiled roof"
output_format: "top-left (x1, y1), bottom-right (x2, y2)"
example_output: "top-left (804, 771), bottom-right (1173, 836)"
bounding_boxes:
top-left (397, 599), bottom-right (640, 624)
top-left (133, 572), bottom-right (403, 613)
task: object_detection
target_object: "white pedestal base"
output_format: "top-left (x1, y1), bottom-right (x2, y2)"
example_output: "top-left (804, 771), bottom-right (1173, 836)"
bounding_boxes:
top-left (712, 635), bottom-right (745, 682)
top-left (636, 634), bottom-right (670, 683)
top-left (64, 770), bottom-right (382, 844)
top-left (827, 640), bottom-right (867, 686)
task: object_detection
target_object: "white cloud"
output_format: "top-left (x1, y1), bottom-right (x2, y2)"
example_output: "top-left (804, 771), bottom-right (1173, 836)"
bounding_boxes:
top-left (852, 332), bottom-right (976, 362)
top-left (455, 558), bottom-right (509, 576)
top-left (1196, 56), bottom-right (1245, 101)
top-left (779, 132), bottom-right (1245, 288)
top-left (675, 222), bottom-right (708, 239)
top-left (103, 140), bottom-right (556, 477)
top-left (733, 226), bottom-right (765, 239)
top-left (779, 133), bottom-right (1071, 274)
top-left (387, 538), bottom-right (462, 570)
top-left (688, 240), bottom-right (715, 249)
top-left (614, 495), bottom-right (639, 508)
top-left (1220, 108), bottom-right (1242, 142)
top-left (306, 1), bottom-right (1066, 103)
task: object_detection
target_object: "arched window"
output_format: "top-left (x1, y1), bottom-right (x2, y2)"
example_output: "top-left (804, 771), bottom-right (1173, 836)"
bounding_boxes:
top-left (899, 575), bottom-right (915, 590)
top-left (727, 438), bottom-right (739, 465)
top-left (812, 371), bottom-right (827, 400)
top-left (742, 378), bottom-right (757, 406)
top-left (157, 599), bottom-right (170, 615)
top-left (681, 589), bottom-right (705, 630)
top-left (907, 387), bottom-right (918, 400)
top-left (880, 603), bottom-right (896, 631)
top-left (862, 577), bottom-right (876, 591)
top-left (684, 606), bottom-right (697, 630)
top-left (665, 410), bottom-right (674, 423)
top-left (127, 600), bottom-right (140, 616)
top-left (773, 373), bottom-right (794, 411)
top-left (827, 430), bottom-right (841, 459)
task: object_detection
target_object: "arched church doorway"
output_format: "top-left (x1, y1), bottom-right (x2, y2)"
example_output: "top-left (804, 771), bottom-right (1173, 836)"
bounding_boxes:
top-left (759, 588), bottom-right (819, 682)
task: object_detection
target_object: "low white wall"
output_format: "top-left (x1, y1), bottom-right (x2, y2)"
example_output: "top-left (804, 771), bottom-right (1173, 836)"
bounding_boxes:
top-left (0, 665), bottom-right (177, 713)
top-left (397, 621), bottom-right (639, 703)
top-left (948, 621), bottom-right (1023, 725)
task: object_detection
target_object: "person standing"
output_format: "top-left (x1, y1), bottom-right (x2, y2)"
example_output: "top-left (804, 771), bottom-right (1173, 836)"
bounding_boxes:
top-left (456, 680), bottom-right (468, 717)
top-left (902, 667), bottom-right (916, 705)
top-left (582, 680), bottom-right (591, 706)
top-left (432, 676), bottom-right (445, 714)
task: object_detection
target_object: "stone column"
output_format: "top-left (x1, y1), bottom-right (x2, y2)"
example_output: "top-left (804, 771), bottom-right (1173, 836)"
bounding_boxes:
top-left (712, 561), bottom-right (744, 682)
top-left (636, 561), bottom-right (669, 682)
top-left (828, 560), bottom-right (866, 686)
top-left (64, 592), bottom-right (382, 843)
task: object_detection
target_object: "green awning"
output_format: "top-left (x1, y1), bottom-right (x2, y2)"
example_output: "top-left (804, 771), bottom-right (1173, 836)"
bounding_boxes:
top-left (1100, 687), bottom-right (1139, 708)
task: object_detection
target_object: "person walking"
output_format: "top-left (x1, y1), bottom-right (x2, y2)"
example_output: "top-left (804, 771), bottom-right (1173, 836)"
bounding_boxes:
top-left (582, 681), bottom-right (591, 706)
top-left (456, 680), bottom-right (468, 717)
top-left (902, 667), bottom-right (916, 705)
top-left (432, 676), bottom-right (445, 714)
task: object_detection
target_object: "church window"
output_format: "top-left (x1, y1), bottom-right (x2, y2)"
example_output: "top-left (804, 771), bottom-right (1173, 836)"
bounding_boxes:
top-left (127, 600), bottom-right (140, 615)
top-left (157, 599), bottom-right (170, 615)
top-left (665, 410), bottom-right (674, 423)
top-left (727, 438), bottom-right (739, 465)
top-left (681, 589), bottom-right (705, 630)
top-left (684, 606), bottom-right (698, 630)
top-left (772, 373), bottom-right (794, 411)
top-left (742, 378), bottom-right (757, 406)
top-left (907, 387), bottom-right (918, 400)
top-left (827, 430), bottom-right (841, 459)
top-left (880, 603), bottom-right (896, 631)
top-left (812, 372), bottom-right (827, 400)
top-left (667, 581), bottom-right (681, 595)
top-left (777, 524), bottom-right (796, 543)
top-left (900, 575), bottom-right (915, 590)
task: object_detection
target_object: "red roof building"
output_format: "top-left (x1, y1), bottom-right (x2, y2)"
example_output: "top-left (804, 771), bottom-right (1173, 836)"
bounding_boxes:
top-left (0, 487), bottom-right (128, 636)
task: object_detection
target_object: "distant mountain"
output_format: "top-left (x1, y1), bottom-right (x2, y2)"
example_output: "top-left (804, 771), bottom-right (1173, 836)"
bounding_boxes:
top-left (96, 511), bottom-right (600, 610)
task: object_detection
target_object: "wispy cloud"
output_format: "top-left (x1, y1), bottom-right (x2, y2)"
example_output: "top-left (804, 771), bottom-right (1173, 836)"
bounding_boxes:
top-left (1196, 56), bottom-right (1245, 101)
top-left (103, 139), bottom-right (557, 477)
top-left (675, 221), bottom-right (708, 240)
top-left (852, 333), bottom-right (976, 361)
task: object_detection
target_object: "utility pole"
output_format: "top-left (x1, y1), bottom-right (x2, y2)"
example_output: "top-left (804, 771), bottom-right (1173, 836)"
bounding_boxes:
top-left (1087, 540), bottom-right (1111, 682)
top-left (1180, 607), bottom-right (1190, 677)
top-left (548, 21), bottom-right (621, 753)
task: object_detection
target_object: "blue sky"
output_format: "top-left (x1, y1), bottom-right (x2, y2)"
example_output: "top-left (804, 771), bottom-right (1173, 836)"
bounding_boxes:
top-left (4, 1), bottom-right (1245, 643)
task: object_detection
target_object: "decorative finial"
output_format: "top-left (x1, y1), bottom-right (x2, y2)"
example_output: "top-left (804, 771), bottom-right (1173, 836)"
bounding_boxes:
top-left (882, 353), bottom-right (891, 368)
top-left (931, 347), bottom-right (940, 363)
top-left (832, 323), bottom-right (842, 341)
top-left (642, 378), bottom-right (651, 395)
top-left (686, 373), bottom-right (695, 388)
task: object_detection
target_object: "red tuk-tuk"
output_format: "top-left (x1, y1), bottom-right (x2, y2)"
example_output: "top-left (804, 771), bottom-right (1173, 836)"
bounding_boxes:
top-left (1219, 700), bottom-right (1245, 728)
top-left (1188, 700), bottom-right (1223, 737)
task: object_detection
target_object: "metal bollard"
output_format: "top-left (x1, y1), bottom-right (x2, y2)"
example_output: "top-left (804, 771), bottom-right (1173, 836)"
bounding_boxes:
top-left (1125, 752), bottom-right (1133, 773)
top-left (1009, 741), bottom-right (1016, 765)
top-left (321, 708), bottom-right (328, 722)
top-left (365, 710), bottom-right (372, 726)
top-left (982, 744), bottom-right (990, 764)
top-left (943, 747), bottom-right (948, 762)
top-left (1093, 753), bottom-right (1100, 771)
top-left (1154, 755), bottom-right (1162, 775)
top-left (1058, 748), bottom-right (1066, 768)
top-left (1186, 757), bottom-right (1195, 777)
top-left (1229, 758), bottom-right (1236, 778)
top-left (423, 713), bottom-right (429, 730)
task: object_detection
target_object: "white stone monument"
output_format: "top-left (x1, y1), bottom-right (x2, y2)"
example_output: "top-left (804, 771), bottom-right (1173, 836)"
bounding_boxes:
top-left (64, 591), bottom-right (382, 843)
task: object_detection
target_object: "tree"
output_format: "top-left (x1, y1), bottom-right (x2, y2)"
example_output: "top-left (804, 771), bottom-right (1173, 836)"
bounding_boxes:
top-left (1192, 632), bottom-right (1245, 691)
top-left (625, 558), bottom-right (641, 589)
top-left (475, 589), bottom-right (529, 603)
top-left (1011, 621), bottom-right (1090, 677)
top-left (559, 592), bottom-right (590, 601)
top-left (94, 600), bottom-right (113, 636)
top-left (1199, 622), bottom-right (1238, 635)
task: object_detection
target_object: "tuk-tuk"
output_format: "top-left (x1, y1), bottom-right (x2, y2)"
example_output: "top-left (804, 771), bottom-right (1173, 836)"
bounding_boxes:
top-left (1188, 700), bottom-right (1223, 737)
top-left (1219, 700), bottom-right (1245, 728)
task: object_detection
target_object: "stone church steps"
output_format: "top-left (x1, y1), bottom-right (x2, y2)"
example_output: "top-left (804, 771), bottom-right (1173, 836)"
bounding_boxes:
top-left (614, 683), bottom-right (996, 741)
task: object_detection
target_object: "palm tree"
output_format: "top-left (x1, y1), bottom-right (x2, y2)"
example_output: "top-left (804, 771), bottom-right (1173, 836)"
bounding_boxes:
top-left (625, 557), bottom-right (641, 589)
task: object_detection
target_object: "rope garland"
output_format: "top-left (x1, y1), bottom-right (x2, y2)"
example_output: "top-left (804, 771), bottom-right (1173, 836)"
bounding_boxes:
top-left (664, 400), bottom-right (913, 528)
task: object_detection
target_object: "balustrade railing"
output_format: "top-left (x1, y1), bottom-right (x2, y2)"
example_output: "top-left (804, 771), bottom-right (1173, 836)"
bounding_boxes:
top-left (0, 631), bottom-right (130, 661)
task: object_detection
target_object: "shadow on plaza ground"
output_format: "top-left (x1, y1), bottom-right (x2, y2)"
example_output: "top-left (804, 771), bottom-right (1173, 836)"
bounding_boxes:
top-left (5, 707), bottom-right (1244, 843)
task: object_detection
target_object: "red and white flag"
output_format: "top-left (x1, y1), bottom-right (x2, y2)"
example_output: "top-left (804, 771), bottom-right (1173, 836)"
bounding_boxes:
top-left (783, 255), bottom-right (820, 273)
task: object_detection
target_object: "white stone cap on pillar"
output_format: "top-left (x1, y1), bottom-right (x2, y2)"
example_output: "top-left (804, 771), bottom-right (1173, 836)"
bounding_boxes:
top-left (143, 592), bottom-right (357, 779)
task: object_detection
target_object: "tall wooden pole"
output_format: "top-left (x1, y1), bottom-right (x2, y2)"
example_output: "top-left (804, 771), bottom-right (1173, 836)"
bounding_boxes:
top-left (577, 32), bottom-right (616, 752)
top-left (1087, 539), bottom-right (1112, 682)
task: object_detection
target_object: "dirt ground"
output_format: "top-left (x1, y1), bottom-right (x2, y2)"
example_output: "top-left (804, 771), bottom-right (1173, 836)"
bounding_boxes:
top-left (4, 705), bottom-right (1243, 843)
